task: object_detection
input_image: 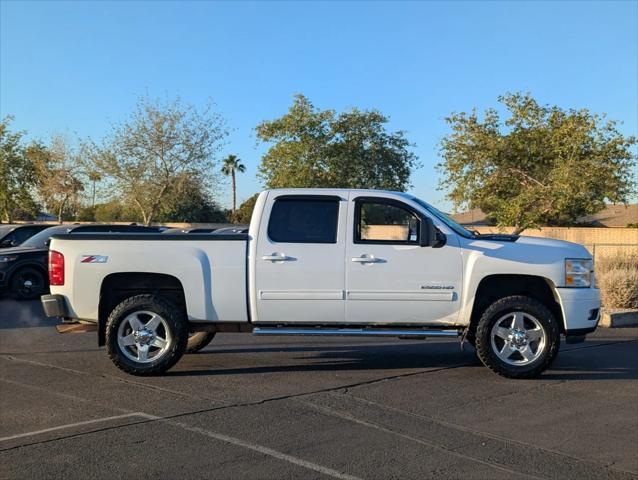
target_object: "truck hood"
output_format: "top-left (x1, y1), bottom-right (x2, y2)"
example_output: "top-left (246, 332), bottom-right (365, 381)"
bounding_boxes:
top-left (461, 234), bottom-right (592, 288)
top-left (514, 235), bottom-right (591, 257)
top-left (469, 234), bottom-right (591, 259)
top-left (463, 233), bottom-right (592, 269)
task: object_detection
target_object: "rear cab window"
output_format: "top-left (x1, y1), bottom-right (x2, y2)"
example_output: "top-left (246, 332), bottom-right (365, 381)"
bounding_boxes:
top-left (267, 197), bottom-right (340, 243)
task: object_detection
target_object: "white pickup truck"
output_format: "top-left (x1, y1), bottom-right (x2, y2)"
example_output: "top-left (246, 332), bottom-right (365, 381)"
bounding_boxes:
top-left (41, 189), bottom-right (600, 379)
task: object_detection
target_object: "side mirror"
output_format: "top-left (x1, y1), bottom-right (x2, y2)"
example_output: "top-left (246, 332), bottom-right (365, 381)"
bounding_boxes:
top-left (0, 240), bottom-right (12, 248)
top-left (419, 217), bottom-right (447, 247)
top-left (419, 217), bottom-right (437, 247)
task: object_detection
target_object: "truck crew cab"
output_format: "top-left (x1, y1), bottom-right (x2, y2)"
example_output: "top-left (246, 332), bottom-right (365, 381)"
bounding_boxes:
top-left (41, 189), bottom-right (600, 379)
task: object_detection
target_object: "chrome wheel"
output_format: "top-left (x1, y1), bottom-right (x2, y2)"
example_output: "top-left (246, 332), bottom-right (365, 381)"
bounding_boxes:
top-left (117, 310), bottom-right (172, 364)
top-left (490, 311), bottom-right (546, 366)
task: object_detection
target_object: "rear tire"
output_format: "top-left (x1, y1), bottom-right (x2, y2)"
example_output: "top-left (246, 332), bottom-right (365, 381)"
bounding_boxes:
top-left (105, 294), bottom-right (188, 376)
top-left (186, 332), bottom-right (216, 353)
top-left (11, 267), bottom-right (46, 300)
top-left (475, 295), bottom-right (560, 379)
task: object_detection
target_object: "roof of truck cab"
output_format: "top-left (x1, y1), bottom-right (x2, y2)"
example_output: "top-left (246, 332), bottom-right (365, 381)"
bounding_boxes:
top-left (266, 188), bottom-right (412, 198)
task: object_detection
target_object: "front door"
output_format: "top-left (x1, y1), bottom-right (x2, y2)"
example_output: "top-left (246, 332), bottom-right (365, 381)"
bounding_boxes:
top-left (254, 193), bottom-right (348, 323)
top-left (345, 194), bottom-right (463, 325)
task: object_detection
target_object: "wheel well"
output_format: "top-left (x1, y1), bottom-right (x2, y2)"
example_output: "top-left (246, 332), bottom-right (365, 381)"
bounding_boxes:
top-left (468, 275), bottom-right (564, 336)
top-left (98, 273), bottom-right (186, 346)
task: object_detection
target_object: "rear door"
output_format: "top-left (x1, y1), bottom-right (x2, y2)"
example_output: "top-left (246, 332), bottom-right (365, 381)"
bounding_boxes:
top-left (254, 193), bottom-right (347, 323)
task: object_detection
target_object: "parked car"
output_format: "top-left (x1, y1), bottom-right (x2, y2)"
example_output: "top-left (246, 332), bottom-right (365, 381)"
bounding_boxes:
top-left (42, 189), bottom-right (600, 379)
top-left (0, 224), bottom-right (51, 248)
top-left (0, 224), bottom-right (161, 300)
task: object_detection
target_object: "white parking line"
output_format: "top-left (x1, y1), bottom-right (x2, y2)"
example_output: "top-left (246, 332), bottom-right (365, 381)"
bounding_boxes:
top-left (300, 400), bottom-right (544, 480)
top-left (136, 412), bottom-right (362, 480)
top-left (0, 413), bottom-right (145, 442)
top-left (1, 378), bottom-right (361, 480)
top-left (0, 355), bottom-right (205, 400)
top-left (0, 377), bottom-right (119, 409)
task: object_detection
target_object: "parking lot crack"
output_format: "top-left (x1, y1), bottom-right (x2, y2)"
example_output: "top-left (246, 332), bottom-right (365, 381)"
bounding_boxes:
top-left (0, 362), bottom-right (474, 453)
top-left (298, 399), bottom-right (547, 480)
top-left (328, 391), bottom-right (638, 478)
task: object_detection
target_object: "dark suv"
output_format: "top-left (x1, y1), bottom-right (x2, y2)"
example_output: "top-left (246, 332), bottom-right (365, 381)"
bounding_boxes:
top-left (0, 224), bottom-right (51, 248)
top-left (0, 224), bottom-right (161, 300)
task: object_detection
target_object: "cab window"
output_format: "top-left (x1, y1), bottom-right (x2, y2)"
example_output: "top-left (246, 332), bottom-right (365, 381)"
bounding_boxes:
top-left (355, 199), bottom-right (419, 244)
top-left (268, 197), bottom-right (339, 243)
top-left (6, 227), bottom-right (35, 245)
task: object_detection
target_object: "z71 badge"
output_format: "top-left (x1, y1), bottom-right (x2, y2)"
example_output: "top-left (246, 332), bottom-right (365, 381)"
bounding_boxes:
top-left (80, 255), bottom-right (108, 264)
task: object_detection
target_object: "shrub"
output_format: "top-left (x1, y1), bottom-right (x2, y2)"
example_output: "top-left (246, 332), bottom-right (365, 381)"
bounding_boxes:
top-left (597, 252), bottom-right (638, 309)
top-left (230, 194), bottom-right (258, 224)
top-left (597, 252), bottom-right (638, 272)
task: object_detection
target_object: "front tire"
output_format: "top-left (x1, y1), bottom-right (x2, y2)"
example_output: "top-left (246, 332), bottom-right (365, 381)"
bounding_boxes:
top-left (186, 332), bottom-right (216, 353)
top-left (475, 295), bottom-right (560, 379)
top-left (105, 294), bottom-right (188, 376)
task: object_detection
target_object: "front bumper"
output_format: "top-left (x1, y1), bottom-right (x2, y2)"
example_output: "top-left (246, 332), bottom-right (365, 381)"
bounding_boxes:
top-left (555, 287), bottom-right (601, 336)
top-left (41, 294), bottom-right (69, 318)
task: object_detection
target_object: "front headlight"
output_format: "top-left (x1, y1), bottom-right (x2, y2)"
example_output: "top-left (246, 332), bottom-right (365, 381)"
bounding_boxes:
top-left (565, 258), bottom-right (593, 287)
top-left (0, 255), bottom-right (17, 263)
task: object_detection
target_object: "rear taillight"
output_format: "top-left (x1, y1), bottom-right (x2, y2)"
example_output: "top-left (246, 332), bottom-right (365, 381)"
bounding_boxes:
top-left (49, 250), bottom-right (64, 286)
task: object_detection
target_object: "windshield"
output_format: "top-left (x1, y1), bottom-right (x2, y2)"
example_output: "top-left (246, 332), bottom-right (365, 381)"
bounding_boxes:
top-left (0, 225), bottom-right (15, 239)
top-left (410, 197), bottom-right (475, 238)
top-left (21, 225), bottom-right (69, 248)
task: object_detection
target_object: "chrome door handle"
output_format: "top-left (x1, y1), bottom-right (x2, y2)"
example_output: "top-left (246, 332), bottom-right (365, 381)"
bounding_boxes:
top-left (351, 255), bottom-right (380, 263)
top-left (262, 254), bottom-right (294, 262)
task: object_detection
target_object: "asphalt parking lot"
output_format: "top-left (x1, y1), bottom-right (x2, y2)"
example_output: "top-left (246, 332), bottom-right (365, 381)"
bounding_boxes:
top-left (0, 298), bottom-right (637, 480)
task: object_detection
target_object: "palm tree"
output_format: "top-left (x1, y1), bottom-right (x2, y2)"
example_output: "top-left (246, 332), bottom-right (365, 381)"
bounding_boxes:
top-left (87, 170), bottom-right (102, 208)
top-left (221, 154), bottom-right (246, 213)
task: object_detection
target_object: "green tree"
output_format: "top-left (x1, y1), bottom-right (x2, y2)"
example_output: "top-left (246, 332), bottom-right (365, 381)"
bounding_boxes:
top-left (94, 96), bottom-right (227, 226)
top-left (230, 193), bottom-right (258, 224)
top-left (221, 154), bottom-right (246, 213)
top-left (34, 136), bottom-right (84, 223)
top-left (93, 200), bottom-right (136, 222)
top-left (438, 92), bottom-right (637, 233)
top-left (256, 95), bottom-right (418, 191)
top-left (0, 117), bottom-right (40, 222)
top-left (157, 174), bottom-right (227, 223)
top-left (77, 140), bottom-right (106, 209)
top-left (76, 205), bottom-right (96, 222)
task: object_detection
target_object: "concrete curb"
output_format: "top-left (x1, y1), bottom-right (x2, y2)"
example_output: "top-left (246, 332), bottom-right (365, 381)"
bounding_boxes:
top-left (599, 309), bottom-right (638, 328)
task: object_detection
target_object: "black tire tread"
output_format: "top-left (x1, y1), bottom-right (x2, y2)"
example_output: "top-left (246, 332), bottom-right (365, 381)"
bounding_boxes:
top-left (105, 294), bottom-right (188, 376)
top-left (475, 295), bottom-right (560, 379)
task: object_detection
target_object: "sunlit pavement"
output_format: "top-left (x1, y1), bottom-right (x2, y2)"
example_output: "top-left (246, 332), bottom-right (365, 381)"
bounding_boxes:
top-left (1, 298), bottom-right (637, 479)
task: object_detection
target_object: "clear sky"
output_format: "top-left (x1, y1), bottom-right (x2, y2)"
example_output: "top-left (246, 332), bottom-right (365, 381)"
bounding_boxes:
top-left (1, 0), bottom-right (637, 210)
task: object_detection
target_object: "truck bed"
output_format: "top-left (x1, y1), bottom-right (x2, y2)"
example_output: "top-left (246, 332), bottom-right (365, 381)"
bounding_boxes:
top-left (52, 233), bottom-right (248, 241)
top-left (49, 233), bottom-right (249, 323)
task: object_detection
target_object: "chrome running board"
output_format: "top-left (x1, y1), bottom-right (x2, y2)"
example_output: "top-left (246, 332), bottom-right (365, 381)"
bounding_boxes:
top-left (252, 327), bottom-right (460, 338)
